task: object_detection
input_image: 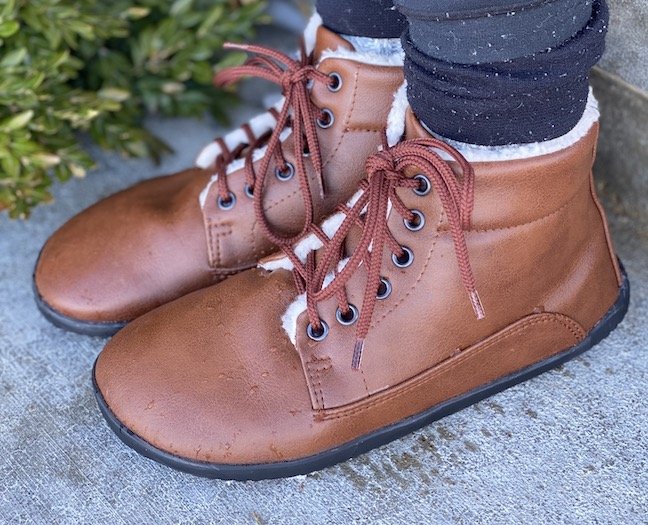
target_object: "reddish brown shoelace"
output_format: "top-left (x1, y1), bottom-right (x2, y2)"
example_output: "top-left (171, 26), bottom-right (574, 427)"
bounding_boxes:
top-left (213, 42), bottom-right (335, 246)
top-left (208, 108), bottom-right (279, 198)
top-left (285, 137), bottom-right (485, 369)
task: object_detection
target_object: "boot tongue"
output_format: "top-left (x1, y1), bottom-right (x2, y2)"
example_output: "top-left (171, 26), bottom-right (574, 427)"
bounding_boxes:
top-left (311, 26), bottom-right (355, 63)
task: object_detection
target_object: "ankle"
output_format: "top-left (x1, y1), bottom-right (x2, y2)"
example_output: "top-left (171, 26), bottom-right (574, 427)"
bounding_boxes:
top-left (402, 0), bottom-right (608, 147)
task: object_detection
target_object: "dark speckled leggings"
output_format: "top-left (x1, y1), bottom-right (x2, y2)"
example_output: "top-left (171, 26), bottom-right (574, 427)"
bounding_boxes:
top-left (315, 0), bottom-right (608, 146)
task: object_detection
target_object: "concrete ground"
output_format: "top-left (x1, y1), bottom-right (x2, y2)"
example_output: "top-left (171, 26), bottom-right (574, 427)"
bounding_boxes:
top-left (0, 107), bottom-right (647, 524)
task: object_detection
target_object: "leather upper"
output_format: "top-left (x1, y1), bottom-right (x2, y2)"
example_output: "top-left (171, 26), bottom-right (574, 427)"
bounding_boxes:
top-left (200, 47), bottom-right (405, 274)
top-left (34, 27), bottom-right (404, 323)
top-left (35, 168), bottom-right (215, 322)
top-left (94, 111), bottom-right (622, 465)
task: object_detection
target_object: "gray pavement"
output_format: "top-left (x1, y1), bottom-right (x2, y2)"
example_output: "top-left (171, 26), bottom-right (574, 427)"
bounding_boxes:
top-left (0, 112), bottom-right (647, 524)
top-left (600, 0), bottom-right (648, 92)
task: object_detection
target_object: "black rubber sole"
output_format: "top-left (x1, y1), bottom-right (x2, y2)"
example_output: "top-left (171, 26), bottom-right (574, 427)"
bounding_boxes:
top-left (33, 278), bottom-right (127, 337)
top-left (92, 267), bottom-right (630, 481)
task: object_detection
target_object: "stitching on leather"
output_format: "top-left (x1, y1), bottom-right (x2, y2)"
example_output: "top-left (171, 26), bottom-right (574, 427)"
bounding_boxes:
top-left (550, 315), bottom-right (586, 341)
top-left (207, 218), bottom-right (216, 266)
top-left (308, 360), bottom-right (370, 408)
top-left (263, 67), bottom-right (361, 215)
top-left (207, 220), bottom-right (233, 268)
top-left (307, 363), bottom-right (332, 372)
top-left (312, 370), bottom-right (325, 410)
top-left (306, 358), bottom-right (331, 410)
top-left (305, 365), bottom-right (321, 409)
top-left (319, 314), bottom-right (585, 420)
top-left (264, 187), bottom-right (300, 213)
top-left (371, 212), bottom-right (443, 328)
top-left (250, 214), bottom-right (273, 260)
top-left (359, 367), bottom-right (370, 396)
top-left (326, 66), bottom-right (360, 165)
top-left (209, 269), bottom-right (234, 280)
top-left (346, 127), bottom-right (385, 134)
top-left (476, 315), bottom-right (585, 348)
top-left (210, 263), bottom-right (254, 277)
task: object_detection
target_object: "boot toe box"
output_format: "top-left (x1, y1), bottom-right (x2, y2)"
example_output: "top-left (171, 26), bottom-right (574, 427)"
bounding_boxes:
top-left (93, 269), bottom-right (318, 467)
top-left (34, 168), bottom-right (212, 327)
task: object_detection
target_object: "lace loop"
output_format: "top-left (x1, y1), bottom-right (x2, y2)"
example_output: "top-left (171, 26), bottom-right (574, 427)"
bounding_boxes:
top-left (211, 41), bottom-right (332, 247)
top-left (286, 136), bottom-right (485, 369)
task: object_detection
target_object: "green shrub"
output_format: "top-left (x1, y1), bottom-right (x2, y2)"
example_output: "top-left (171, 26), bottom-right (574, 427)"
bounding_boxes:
top-left (0, 0), bottom-right (267, 218)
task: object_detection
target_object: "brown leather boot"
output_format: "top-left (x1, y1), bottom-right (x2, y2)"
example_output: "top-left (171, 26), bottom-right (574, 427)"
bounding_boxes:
top-left (33, 23), bottom-right (404, 335)
top-left (92, 97), bottom-right (629, 480)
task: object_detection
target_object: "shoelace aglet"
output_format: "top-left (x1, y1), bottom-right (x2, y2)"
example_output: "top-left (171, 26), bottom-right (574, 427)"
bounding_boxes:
top-left (222, 42), bottom-right (248, 52)
top-left (470, 290), bottom-right (486, 320)
top-left (351, 339), bottom-right (365, 370)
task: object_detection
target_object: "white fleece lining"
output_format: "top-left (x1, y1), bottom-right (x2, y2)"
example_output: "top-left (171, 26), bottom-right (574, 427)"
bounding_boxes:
top-left (257, 189), bottom-right (364, 273)
top-left (196, 11), bottom-right (405, 211)
top-left (198, 126), bottom-right (291, 208)
top-left (195, 102), bottom-right (284, 169)
top-left (343, 35), bottom-right (403, 57)
top-left (195, 10), bottom-right (324, 171)
top-left (386, 82), bottom-right (409, 147)
top-left (280, 258), bottom-right (350, 345)
top-left (303, 12), bottom-right (322, 55)
top-left (277, 85), bottom-right (602, 345)
top-left (385, 82), bottom-right (601, 162)
top-left (320, 47), bottom-right (404, 68)
top-left (425, 89), bottom-right (600, 162)
top-left (281, 293), bottom-right (306, 345)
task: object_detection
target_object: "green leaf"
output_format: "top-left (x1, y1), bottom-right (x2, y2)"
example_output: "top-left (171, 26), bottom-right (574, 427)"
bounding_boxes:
top-left (170, 0), bottom-right (193, 16)
top-left (69, 163), bottom-right (87, 178)
top-left (191, 61), bottom-right (213, 84)
top-left (0, 0), bottom-right (16, 19)
top-left (1, 155), bottom-right (20, 178)
top-left (161, 81), bottom-right (185, 95)
top-left (98, 87), bottom-right (131, 102)
top-left (0, 47), bottom-right (27, 67)
top-left (0, 0), bottom-right (267, 219)
top-left (124, 7), bottom-right (151, 20)
top-left (0, 20), bottom-right (19, 38)
top-left (27, 153), bottom-right (61, 169)
top-left (197, 5), bottom-right (225, 37)
top-left (1, 110), bottom-right (34, 132)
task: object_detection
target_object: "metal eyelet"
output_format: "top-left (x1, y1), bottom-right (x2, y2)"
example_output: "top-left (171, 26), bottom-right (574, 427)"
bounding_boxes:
top-left (335, 304), bottom-right (359, 326)
top-left (275, 162), bottom-right (295, 181)
top-left (303, 144), bottom-right (310, 157)
top-left (244, 184), bottom-right (254, 198)
top-left (317, 109), bottom-right (334, 129)
top-left (413, 174), bottom-right (431, 196)
top-left (307, 320), bottom-right (329, 342)
top-left (404, 209), bottom-right (425, 232)
top-left (328, 72), bottom-right (342, 92)
top-left (392, 246), bottom-right (414, 268)
top-left (217, 192), bottom-right (236, 210)
top-left (376, 278), bottom-right (392, 300)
